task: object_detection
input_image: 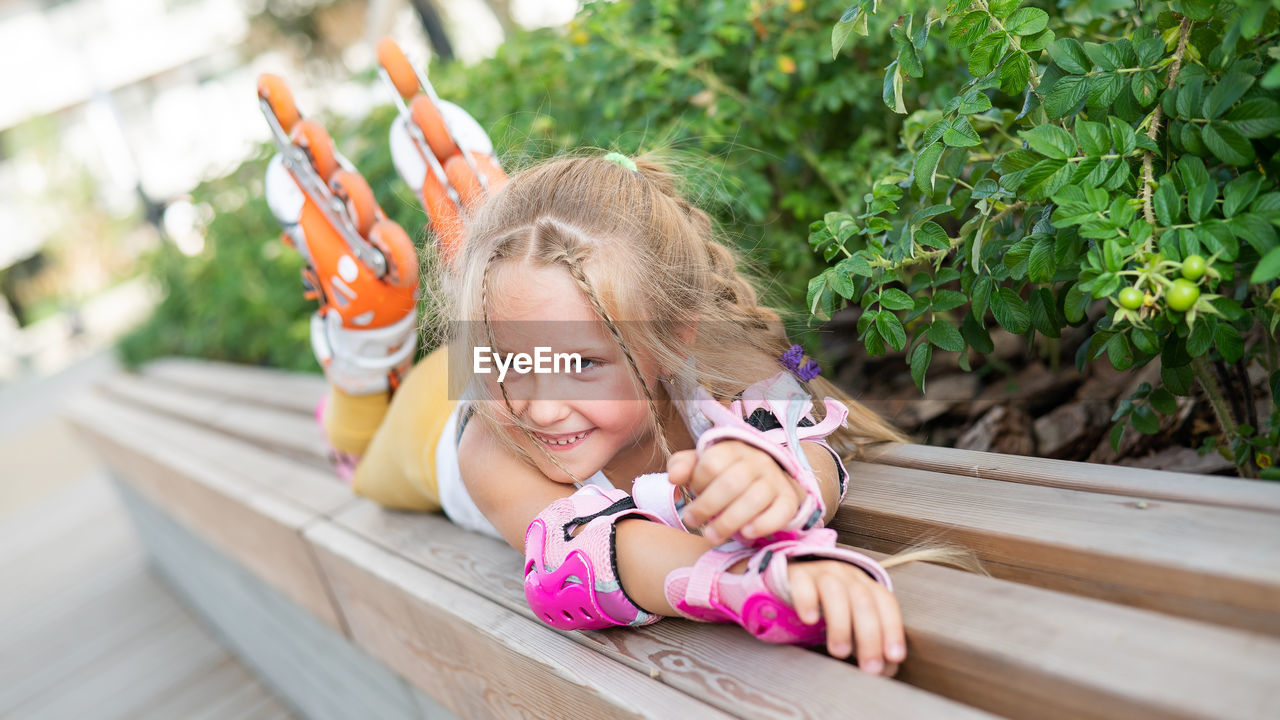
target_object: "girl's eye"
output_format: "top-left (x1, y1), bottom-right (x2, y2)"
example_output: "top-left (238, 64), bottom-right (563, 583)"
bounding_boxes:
top-left (578, 358), bottom-right (601, 372)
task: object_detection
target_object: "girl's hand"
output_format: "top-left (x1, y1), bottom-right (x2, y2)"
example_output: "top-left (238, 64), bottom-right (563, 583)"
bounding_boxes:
top-left (789, 559), bottom-right (905, 676)
top-left (667, 442), bottom-right (803, 544)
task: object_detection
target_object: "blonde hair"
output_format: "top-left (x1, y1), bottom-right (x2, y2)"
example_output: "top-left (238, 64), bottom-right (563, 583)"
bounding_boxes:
top-left (429, 150), bottom-right (979, 574)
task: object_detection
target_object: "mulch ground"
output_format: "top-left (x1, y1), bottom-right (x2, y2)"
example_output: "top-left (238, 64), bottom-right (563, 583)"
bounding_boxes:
top-left (820, 307), bottom-right (1272, 477)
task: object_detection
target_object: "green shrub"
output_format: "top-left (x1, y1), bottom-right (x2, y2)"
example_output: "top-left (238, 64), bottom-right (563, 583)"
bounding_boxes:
top-left (808, 0), bottom-right (1280, 477)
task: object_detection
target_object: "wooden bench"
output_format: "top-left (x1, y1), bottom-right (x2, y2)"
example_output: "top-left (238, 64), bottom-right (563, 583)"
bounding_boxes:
top-left (67, 357), bottom-right (1280, 719)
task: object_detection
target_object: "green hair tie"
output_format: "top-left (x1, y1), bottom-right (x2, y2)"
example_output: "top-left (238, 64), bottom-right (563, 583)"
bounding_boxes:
top-left (603, 152), bottom-right (638, 172)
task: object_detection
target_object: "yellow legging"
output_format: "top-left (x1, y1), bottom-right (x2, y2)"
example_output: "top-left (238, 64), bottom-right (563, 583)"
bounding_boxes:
top-left (323, 345), bottom-right (455, 512)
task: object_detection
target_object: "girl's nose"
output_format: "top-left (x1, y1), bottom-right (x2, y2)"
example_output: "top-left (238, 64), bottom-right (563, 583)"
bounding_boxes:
top-left (525, 398), bottom-right (570, 429)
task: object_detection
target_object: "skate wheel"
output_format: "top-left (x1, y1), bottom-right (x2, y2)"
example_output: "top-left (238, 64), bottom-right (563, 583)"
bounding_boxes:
top-left (258, 73), bottom-right (300, 134)
top-left (472, 152), bottom-right (508, 198)
top-left (377, 37), bottom-right (420, 100)
top-left (292, 120), bottom-right (339, 181)
top-left (409, 95), bottom-right (460, 161)
top-left (421, 170), bottom-right (465, 264)
top-left (329, 170), bottom-right (380, 237)
top-left (368, 220), bottom-right (419, 288)
top-left (444, 155), bottom-right (484, 209)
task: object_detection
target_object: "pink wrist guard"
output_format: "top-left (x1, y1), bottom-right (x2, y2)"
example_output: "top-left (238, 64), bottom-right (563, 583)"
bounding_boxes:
top-left (651, 371), bottom-right (850, 543)
top-left (524, 486), bottom-right (664, 631)
top-left (664, 529), bottom-right (892, 646)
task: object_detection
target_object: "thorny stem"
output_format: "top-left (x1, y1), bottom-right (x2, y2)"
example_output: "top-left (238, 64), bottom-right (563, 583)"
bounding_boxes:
top-left (1140, 16), bottom-right (1192, 231)
top-left (1191, 356), bottom-right (1252, 477)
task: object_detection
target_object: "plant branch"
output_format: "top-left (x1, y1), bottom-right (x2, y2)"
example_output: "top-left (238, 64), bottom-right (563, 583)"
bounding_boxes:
top-left (1192, 355), bottom-right (1246, 476)
top-left (1140, 16), bottom-right (1192, 229)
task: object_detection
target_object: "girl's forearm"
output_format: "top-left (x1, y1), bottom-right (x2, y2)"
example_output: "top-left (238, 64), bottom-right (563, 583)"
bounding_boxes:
top-left (615, 518), bottom-right (718, 615)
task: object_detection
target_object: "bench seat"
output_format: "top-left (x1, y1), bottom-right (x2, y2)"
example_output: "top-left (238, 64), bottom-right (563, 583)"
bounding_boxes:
top-left (68, 358), bottom-right (1280, 719)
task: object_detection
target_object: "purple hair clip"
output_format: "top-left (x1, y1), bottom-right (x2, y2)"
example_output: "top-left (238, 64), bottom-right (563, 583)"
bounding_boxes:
top-left (780, 344), bottom-right (821, 382)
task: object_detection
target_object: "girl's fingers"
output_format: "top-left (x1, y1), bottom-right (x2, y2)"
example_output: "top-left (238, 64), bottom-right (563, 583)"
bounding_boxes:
top-left (883, 661), bottom-right (900, 678)
top-left (817, 574), bottom-right (853, 659)
top-left (849, 583), bottom-right (884, 675)
top-left (789, 566), bottom-right (821, 624)
top-left (666, 450), bottom-right (698, 487)
top-left (742, 496), bottom-right (796, 539)
top-left (702, 480), bottom-right (774, 544)
top-left (871, 585), bottom-right (906, 663)
top-left (680, 460), bottom-right (752, 528)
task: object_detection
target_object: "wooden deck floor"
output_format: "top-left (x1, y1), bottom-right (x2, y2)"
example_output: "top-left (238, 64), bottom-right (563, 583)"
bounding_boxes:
top-left (0, 469), bottom-right (297, 719)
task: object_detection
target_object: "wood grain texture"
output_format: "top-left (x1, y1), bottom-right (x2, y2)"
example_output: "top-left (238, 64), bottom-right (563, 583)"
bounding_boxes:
top-left (311, 519), bottom-right (789, 720)
top-left (331, 500), bottom-right (999, 720)
top-left (67, 392), bottom-right (347, 631)
top-left (873, 549), bottom-right (1280, 720)
top-left (141, 357), bottom-right (327, 416)
top-left (863, 442), bottom-right (1280, 513)
top-left (116, 480), bottom-right (430, 720)
top-left (100, 372), bottom-right (332, 474)
top-left (834, 462), bottom-right (1280, 634)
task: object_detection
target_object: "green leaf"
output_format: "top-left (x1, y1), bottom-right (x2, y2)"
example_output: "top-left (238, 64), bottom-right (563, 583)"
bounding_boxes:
top-left (914, 142), bottom-right (945, 195)
top-left (1028, 236), bottom-right (1056, 282)
top-left (1187, 318), bottom-right (1214, 357)
top-left (1223, 173), bottom-right (1263, 218)
top-left (1064, 282), bottom-right (1091, 323)
top-left (943, 116), bottom-right (982, 147)
top-left (1252, 247), bottom-right (1280, 284)
top-left (1227, 99), bottom-right (1280, 138)
top-left (1108, 333), bottom-right (1135, 371)
top-left (1083, 41), bottom-right (1122, 71)
top-left (883, 60), bottom-right (906, 114)
top-left (1131, 327), bottom-right (1160, 355)
top-left (948, 11), bottom-right (990, 47)
top-left (1021, 159), bottom-right (1071, 200)
top-left (1187, 182), bottom-right (1217, 222)
top-left (1136, 36), bottom-right (1164, 66)
top-left (910, 342), bottom-right (932, 392)
top-left (915, 221), bottom-right (951, 250)
top-left (1109, 116), bottom-right (1137, 155)
top-left (1131, 403), bottom-right (1159, 433)
top-left (1004, 7), bottom-right (1048, 36)
top-left (1021, 28), bottom-right (1055, 53)
top-left (1216, 323), bottom-right (1243, 363)
top-left (1022, 124), bottom-right (1076, 160)
top-left (1109, 421), bottom-right (1126, 451)
top-left (991, 286), bottom-right (1031, 334)
top-left (1087, 74), bottom-right (1124, 110)
top-left (970, 32), bottom-right (1008, 77)
top-left (1202, 122), bottom-right (1255, 166)
top-left (880, 287), bottom-right (915, 310)
top-left (958, 92), bottom-right (993, 114)
top-left (988, 0), bottom-right (1021, 19)
top-left (1000, 54), bottom-right (1032, 95)
top-left (1044, 75), bottom-right (1088, 118)
top-left (826, 265), bottom-right (857, 299)
top-left (1154, 180), bottom-right (1181, 227)
top-left (1075, 118), bottom-right (1110, 156)
top-left (1178, 156), bottom-right (1210, 189)
top-left (1203, 73), bottom-right (1256, 119)
top-left (1133, 70), bottom-right (1160, 106)
top-left (807, 275), bottom-right (834, 319)
top-left (971, 275), bottom-right (995, 320)
top-left (931, 289), bottom-right (968, 312)
top-left (927, 320), bottom-right (966, 352)
top-left (1048, 38), bottom-right (1090, 74)
top-left (876, 310), bottom-right (907, 351)
top-left (961, 311), bottom-right (994, 352)
top-left (832, 19), bottom-right (857, 59)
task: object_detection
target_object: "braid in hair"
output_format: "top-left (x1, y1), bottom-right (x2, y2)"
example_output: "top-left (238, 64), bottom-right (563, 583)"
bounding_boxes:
top-left (558, 251), bottom-right (672, 460)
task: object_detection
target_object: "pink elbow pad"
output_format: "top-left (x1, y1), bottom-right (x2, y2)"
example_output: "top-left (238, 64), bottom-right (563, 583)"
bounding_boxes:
top-left (524, 486), bottom-right (665, 631)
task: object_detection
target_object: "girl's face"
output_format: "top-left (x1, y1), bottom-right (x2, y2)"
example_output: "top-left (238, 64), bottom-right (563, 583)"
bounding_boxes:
top-left (481, 261), bottom-right (664, 486)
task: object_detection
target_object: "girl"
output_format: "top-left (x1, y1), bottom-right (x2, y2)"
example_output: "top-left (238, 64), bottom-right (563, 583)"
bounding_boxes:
top-left (266, 88), bottom-right (967, 677)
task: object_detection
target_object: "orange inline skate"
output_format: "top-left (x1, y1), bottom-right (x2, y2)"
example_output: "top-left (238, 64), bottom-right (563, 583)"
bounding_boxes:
top-left (375, 37), bottom-right (508, 266)
top-left (258, 73), bottom-right (419, 395)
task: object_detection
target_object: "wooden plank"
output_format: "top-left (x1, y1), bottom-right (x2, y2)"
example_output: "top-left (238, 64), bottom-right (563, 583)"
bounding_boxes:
top-left (67, 393), bottom-right (347, 631)
top-left (330, 500), bottom-right (999, 720)
top-left (99, 373), bottom-right (332, 474)
top-left (68, 387), bottom-right (350, 517)
top-left (311, 520), bottom-right (778, 720)
top-left (834, 461), bottom-right (1280, 634)
top-left (864, 443), bottom-right (1280, 513)
top-left (116, 481), bottom-right (431, 720)
top-left (878, 549), bottom-right (1280, 720)
top-left (132, 657), bottom-right (296, 720)
top-left (142, 356), bottom-right (326, 416)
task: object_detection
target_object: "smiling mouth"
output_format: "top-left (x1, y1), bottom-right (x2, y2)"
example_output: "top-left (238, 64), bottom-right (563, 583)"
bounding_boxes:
top-left (534, 429), bottom-right (593, 449)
